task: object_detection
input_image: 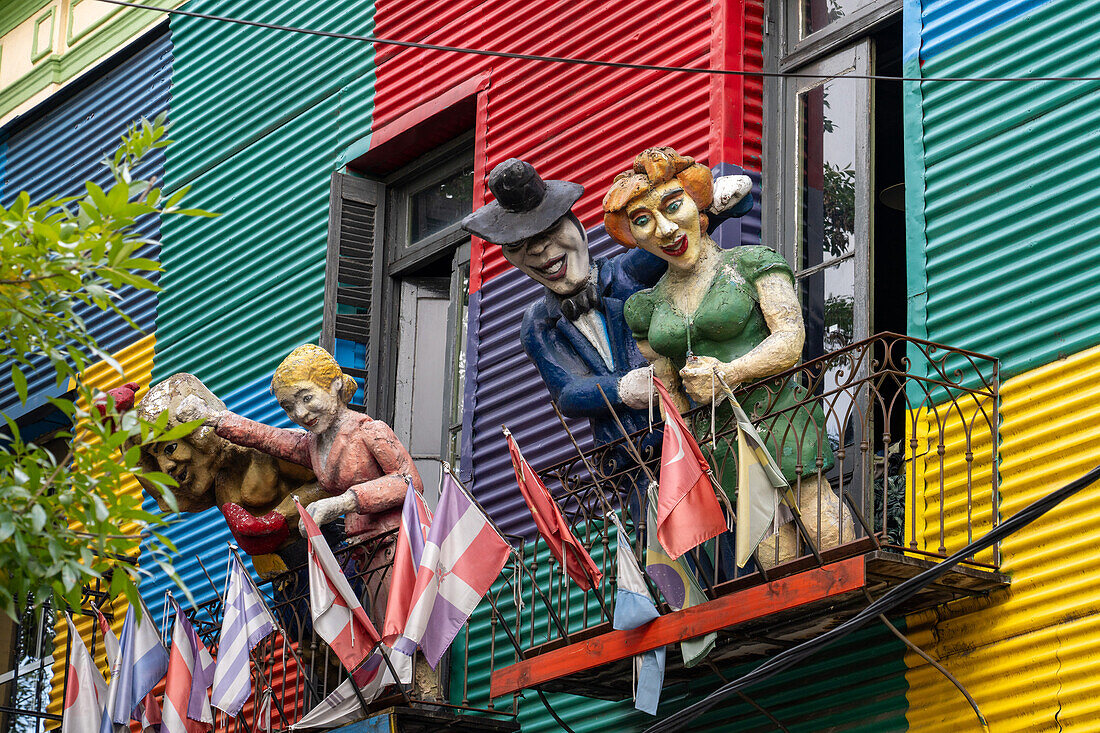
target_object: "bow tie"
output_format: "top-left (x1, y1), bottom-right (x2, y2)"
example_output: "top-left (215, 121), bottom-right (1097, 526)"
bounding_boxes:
top-left (560, 277), bottom-right (600, 320)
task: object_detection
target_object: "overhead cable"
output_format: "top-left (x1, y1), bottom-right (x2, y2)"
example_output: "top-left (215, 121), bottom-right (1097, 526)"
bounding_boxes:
top-left (95, 0), bottom-right (1100, 84)
top-left (642, 462), bottom-right (1100, 733)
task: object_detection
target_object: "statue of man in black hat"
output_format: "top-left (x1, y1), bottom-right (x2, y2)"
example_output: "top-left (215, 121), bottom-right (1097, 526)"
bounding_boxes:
top-left (461, 158), bottom-right (752, 447)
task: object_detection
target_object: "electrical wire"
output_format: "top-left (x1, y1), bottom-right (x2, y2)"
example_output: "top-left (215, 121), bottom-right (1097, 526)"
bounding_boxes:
top-left (95, 0), bottom-right (1100, 84)
top-left (642, 462), bottom-right (1100, 733)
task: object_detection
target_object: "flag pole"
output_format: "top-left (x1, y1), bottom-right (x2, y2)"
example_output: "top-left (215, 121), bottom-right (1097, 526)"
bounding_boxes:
top-left (437, 458), bottom-right (576, 641)
top-left (547, 399), bottom-right (623, 522)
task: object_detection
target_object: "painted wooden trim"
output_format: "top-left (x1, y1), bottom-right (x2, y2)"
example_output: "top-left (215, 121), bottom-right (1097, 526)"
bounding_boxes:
top-left (489, 555), bottom-right (867, 698)
top-left (0, 0), bottom-right (51, 39)
top-left (30, 8), bottom-right (55, 63)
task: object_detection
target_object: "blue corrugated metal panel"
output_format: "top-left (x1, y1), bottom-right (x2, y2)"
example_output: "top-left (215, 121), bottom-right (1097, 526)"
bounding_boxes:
top-left (138, 373), bottom-right (289, 629)
top-left (920, 0), bottom-right (1054, 60)
top-left (916, 0), bottom-right (1100, 381)
top-left (0, 32), bottom-right (172, 421)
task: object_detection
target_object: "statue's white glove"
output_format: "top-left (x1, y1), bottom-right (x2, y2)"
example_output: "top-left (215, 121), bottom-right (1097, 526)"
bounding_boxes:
top-left (618, 368), bottom-right (657, 410)
top-left (301, 490), bottom-right (357, 535)
top-left (709, 174), bottom-right (753, 214)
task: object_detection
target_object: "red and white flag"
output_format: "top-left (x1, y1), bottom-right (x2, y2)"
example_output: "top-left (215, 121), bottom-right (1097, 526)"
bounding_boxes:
top-left (654, 378), bottom-right (727, 559)
top-left (162, 599), bottom-right (214, 733)
top-left (296, 498), bottom-right (382, 673)
top-left (382, 481), bottom-right (434, 684)
top-left (505, 429), bottom-right (603, 590)
top-left (63, 614), bottom-right (107, 733)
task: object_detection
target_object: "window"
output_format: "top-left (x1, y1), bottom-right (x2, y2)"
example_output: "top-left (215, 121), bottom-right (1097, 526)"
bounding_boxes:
top-left (764, 0), bottom-right (906, 360)
top-left (321, 136), bottom-right (474, 504)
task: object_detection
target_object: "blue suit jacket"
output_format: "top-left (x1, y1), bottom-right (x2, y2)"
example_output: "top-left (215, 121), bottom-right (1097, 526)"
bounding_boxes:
top-left (520, 248), bottom-right (664, 446)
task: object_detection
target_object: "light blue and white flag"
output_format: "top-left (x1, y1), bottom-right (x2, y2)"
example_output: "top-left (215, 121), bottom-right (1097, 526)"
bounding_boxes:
top-left (211, 554), bottom-right (277, 717)
top-left (99, 599), bottom-right (169, 733)
top-left (609, 513), bottom-right (665, 716)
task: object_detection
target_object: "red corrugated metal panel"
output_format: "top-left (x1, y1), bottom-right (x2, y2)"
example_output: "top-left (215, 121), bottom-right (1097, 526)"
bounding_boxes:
top-left (371, 0), bottom-right (730, 292)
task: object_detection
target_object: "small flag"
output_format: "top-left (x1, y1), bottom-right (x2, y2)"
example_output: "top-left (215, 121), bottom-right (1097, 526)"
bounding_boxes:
top-left (382, 481), bottom-right (434, 683)
top-left (401, 473), bottom-right (511, 668)
top-left (92, 607), bottom-right (161, 733)
top-left (505, 428), bottom-right (603, 590)
top-left (724, 390), bottom-right (797, 567)
top-left (163, 598), bottom-right (214, 733)
top-left (297, 498), bottom-right (381, 674)
top-left (211, 555), bottom-right (277, 717)
top-left (653, 378), bottom-right (727, 559)
top-left (289, 656), bottom-right (395, 730)
top-left (645, 483), bottom-right (716, 668)
top-left (608, 514), bottom-right (665, 715)
top-left (63, 614), bottom-right (107, 733)
top-left (99, 600), bottom-right (169, 733)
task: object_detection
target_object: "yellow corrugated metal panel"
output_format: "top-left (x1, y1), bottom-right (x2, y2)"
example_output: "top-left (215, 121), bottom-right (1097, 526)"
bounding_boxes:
top-left (906, 342), bottom-right (1100, 731)
top-left (908, 400), bottom-right (998, 566)
top-left (46, 334), bottom-right (156, 727)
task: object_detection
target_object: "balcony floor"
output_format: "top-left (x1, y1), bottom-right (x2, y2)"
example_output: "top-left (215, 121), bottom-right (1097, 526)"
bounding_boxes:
top-left (491, 547), bottom-right (1008, 701)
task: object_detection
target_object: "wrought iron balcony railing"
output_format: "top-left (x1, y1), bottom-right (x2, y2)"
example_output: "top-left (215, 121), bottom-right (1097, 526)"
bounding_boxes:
top-left (487, 332), bottom-right (1007, 699)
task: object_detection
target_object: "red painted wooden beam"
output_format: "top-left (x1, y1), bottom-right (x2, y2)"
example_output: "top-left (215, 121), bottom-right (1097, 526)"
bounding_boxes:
top-left (490, 555), bottom-right (866, 699)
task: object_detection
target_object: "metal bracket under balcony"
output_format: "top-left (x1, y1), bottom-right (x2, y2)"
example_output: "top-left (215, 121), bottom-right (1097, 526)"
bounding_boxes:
top-left (490, 547), bottom-right (1007, 700)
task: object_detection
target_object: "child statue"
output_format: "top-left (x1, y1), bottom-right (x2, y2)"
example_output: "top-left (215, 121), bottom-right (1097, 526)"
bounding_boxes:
top-left (179, 344), bottom-right (423, 541)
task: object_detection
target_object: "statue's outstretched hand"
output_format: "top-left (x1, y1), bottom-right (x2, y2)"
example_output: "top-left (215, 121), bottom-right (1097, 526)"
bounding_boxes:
top-left (710, 174), bottom-right (752, 214)
top-left (618, 367), bottom-right (658, 410)
top-left (176, 394), bottom-right (224, 425)
top-left (301, 490), bottom-right (357, 535)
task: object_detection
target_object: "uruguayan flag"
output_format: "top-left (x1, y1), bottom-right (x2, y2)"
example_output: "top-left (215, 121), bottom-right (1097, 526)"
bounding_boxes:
top-left (211, 555), bottom-right (277, 716)
top-left (609, 513), bottom-right (665, 715)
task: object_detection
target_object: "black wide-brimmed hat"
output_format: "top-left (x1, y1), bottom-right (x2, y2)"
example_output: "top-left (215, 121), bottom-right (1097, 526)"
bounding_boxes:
top-left (461, 158), bottom-right (583, 245)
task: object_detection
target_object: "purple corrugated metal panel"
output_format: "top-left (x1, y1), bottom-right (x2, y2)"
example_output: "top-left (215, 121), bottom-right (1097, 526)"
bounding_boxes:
top-left (920, 0), bottom-right (1054, 60)
top-left (0, 29), bottom-right (171, 422)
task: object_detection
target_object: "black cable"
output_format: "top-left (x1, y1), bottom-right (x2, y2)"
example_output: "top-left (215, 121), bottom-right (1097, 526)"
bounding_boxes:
top-left (643, 462), bottom-right (1100, 733)
top-left (95, 0), bottom-right (1100, 84)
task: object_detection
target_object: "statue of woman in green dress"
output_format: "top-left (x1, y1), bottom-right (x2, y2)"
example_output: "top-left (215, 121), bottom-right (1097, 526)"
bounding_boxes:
top-left (603, 147), bottom-right (852, 567)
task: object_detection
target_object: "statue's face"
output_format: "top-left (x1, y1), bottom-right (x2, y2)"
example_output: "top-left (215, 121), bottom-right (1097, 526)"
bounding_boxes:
top-left (501, 216), bottom-right (590, 296)
top-left (627, 178), bottom-right (704, 271)
top-left (147, 436), bottom-right (219, 507)
top-left (276, 378), bottom-right (342, 434)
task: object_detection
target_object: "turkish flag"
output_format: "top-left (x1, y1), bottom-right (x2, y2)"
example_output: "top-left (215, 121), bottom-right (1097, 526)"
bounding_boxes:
top-left (654, 378), bottom-right (727, 559)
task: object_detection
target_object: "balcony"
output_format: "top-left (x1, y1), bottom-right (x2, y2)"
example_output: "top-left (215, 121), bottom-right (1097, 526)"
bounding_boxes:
top-left (488, 333), bottom-right (1009, 701)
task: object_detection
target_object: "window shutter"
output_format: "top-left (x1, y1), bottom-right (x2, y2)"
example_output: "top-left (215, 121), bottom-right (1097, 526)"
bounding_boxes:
top-left (321, 172), bottom-right (385, 413)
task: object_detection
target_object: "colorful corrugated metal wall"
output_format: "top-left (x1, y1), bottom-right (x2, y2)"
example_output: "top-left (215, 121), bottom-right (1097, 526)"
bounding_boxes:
top-left (0, 30), bottom-right (171, 421)
top-left (904, 1), bottom-right (1100, 729)
top-left (910, 0), bottom-right (1100, 381)
top-left (142, 0), bottom-right (379, 632)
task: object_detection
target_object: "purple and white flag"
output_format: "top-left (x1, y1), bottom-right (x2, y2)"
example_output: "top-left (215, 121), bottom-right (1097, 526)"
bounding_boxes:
top-left (211, 555), bottom-right (277, 717)
top-left (399, 475), bottom-right (511, 668)
top-left (98, 600), bottom-right (169, 733)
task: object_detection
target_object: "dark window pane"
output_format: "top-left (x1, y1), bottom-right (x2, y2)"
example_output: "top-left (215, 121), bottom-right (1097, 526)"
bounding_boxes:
top-left (801, 0), bottom-right (871, 37)
top-left (800, 79), bottom-right (857, 271)
top-left (409, 165), bottom-right (474, 243)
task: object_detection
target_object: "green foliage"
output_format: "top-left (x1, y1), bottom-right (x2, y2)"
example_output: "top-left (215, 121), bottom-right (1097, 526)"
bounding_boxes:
top-left (822, 161), bottom-right (855, 259)
top-left (0, 114), bottom-right (213, 621)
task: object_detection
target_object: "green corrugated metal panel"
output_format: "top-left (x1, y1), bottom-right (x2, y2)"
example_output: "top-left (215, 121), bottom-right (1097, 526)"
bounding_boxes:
top-left (164, 0), bottom-right (375, 190)
top-left (915, 0), bottom-right (1100, 381)
top-left (154, 0), bottom-right (376, 391)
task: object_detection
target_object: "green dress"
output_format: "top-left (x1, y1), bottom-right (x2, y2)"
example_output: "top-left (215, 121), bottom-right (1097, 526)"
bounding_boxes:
top-left (623, 246), bottom-right (834, 502)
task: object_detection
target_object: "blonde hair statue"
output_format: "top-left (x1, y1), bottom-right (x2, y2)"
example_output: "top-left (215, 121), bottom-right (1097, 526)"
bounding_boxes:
top-left (178, 343), bottom-right (423, 542)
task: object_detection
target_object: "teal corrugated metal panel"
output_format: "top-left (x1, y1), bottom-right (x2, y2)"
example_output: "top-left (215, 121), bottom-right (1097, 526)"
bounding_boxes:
top-left (920, 0), bottom-right (1055, 60)
top-left (165, 0), bottom-right (375, 190)
top-left (154, 104), bottom-right (336, 391)
top-left (918, 0), bottom-right (1100, 382)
